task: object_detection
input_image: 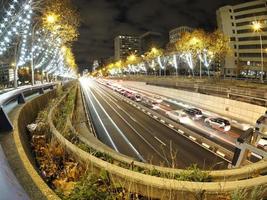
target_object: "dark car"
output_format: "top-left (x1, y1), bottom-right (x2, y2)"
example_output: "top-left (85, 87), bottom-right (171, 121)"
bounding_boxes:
top-left (183, 108), bottom-right (203, 120)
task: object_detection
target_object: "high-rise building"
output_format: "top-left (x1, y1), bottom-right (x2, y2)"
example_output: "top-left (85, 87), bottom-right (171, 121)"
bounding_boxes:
top-left (217, 0), bottom-right (267, 77)
top-left (140, 32), bottom-right (165, 54)
top-left (169, 26), bottom-right (193, 44)
top-left (114, 35), bottom-right (140, 61)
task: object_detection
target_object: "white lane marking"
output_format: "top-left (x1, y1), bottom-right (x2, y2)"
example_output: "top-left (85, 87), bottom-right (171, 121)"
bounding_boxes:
top-left (94, 83), bottom-right (118, 102)
top-left (94, 89), bottom-right (168, 162)
top-left (81, 86), bottom-right (119, 152)
top-left (130, 116), bottom-right (137, 122)
top-left (89, 89), bottom-right (145, 162)
top-left (216, 151), bottom-right (225, 157)
top-left (202, 143), bottom-right (210, 149)
top-left (154, 136), bottom-right (166, 146)
top-left (153, 115), bottom-right (158, 119)
top-left (160, 119), bottom-right (165, 123)
top-left (178, 129), bottom-right (184, 134)
top-left (189, 136), bottom-right (197, 141)
top-left (168, 124), bottom-right (174, 128)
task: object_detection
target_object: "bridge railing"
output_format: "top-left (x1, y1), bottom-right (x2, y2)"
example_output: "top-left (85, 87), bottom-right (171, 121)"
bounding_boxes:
top-left (0, 83), bottom-right (56, 132)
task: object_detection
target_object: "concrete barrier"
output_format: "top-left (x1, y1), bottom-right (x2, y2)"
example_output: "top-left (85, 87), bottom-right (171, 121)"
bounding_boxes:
top-left (11, 89), bottom-right (60, 200)
top-left (48, 92), bottom-right (267, 199)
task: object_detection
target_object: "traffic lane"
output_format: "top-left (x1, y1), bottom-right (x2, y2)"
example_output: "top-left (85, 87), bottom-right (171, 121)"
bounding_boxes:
top-left (124, 87), bottom-right (239, 149)
top-left (82, 85), bottom-right (118, 149)
top-left (160, 99), bottom-right (244, 142)
top-left (152, 106), bottom-right (236, 151)
top-left (125, 85), bottom-right (247, 135)
top-left (162, 99), bottom-right (244, 137)
top-left (95, 83), bottom-right (197, 168)
top-left (97, 83), bottom-right (229, 169)
top-left (82, 84), bottom-right (140, 159)
top-left (92, 84), bottom-right (173, 166)
top-left (138, 99), bottom-right (236, 151)
top-left (90, 85), bottom-right (166, 164)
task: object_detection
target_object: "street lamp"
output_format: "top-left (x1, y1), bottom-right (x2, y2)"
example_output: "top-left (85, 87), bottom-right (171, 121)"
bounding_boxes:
top-left (31, 13), bottom-right (58, 85)
top-left (252, 20), bottom-right (264, 83)
top-left (46, 14), bottom-right (57, 24)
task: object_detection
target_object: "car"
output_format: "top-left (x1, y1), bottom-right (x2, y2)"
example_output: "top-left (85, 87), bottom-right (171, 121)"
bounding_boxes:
top-left (132, 94), bottom-right (142, 102)
top-left (183, 108), bottom-right (203, 120)
top-left (257, 137), bottom-right (267, 151)
top-left (154, 97), bottom-right (163, 103)
top-left (125, 91), bottom-right (133, 98)
top-left (166, 110), bottom-right (189, 123)
top-left (204, 117), bottom-right (231, 132)
top-left (119, 89), bottom-right (126, 95)
top-left (115, 87), bottom-right (123, 93)
top-left (152, 102), bottom-right (160, 110)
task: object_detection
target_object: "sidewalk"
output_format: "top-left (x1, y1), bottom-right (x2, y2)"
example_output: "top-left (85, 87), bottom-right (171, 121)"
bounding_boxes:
top-left (0, 145), bottom-right (29, 200)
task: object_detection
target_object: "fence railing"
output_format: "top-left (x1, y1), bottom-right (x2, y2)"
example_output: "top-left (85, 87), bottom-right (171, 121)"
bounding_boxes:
top-left (0, 83), bottom-right (56, 132)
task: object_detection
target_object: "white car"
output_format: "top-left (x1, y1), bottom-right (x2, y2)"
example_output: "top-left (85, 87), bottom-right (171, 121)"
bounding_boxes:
top-left (152, 102), bottom-right (160, 110)
top-left (204, 117), bottom-right (231, 132)
top-left (154, 96), bottom-right (163, 103)
top-left (166, 110), bottom-right (189, 124)
top-left (257, 137), bottom-right (267, 151)
top-left (132, 94), bottom-right (142, 102)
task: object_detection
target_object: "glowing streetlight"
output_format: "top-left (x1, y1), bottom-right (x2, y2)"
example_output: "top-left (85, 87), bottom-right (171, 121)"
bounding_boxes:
top-left (61, 45), bottom-right (67, 53)
top-left (45, 14), bottom-right (58, 24)
top-left (252, 20), bottom-right (265, 83)
top-left (128, 54), bottom-right (136, 62)
top-left (190, 37), bottom-right (200, 45)
top-left (252, 21), bottom-right (262, 32)
top-left (151, 47), bottom-right (158, 54)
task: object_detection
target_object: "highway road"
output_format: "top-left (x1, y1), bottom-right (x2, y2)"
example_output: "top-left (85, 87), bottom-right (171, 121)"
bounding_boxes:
top-left (116, 81), bottom-right (251, 148)
top-left (80, 78), bottom-right (229, 169)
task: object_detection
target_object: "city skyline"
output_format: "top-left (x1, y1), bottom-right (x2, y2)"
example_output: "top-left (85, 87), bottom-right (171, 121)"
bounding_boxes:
top-left (73, 0), bottom-right (248, 70)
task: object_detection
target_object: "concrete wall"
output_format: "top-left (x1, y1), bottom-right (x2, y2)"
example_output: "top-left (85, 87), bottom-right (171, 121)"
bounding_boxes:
top-left (13, 90), bottom-right (60, 200)
top-left (121, 81), bottom-right (266, 125)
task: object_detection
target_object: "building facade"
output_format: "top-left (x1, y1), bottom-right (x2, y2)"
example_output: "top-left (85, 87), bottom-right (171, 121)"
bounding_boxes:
top-left (217, 0), bottom-right (267, 77)
top-left (140, 32), bottom-right (165, 54)
top-left (114, 35), bottom-right (140, 61)
top-left (0, 64), bottom-right (13, 87)
top-left (169, 26), bottom-right (193, 44)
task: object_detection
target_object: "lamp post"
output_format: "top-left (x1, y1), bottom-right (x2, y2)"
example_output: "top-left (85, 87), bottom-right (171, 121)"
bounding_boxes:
top-left (31, 22), bottom-right (39, 86)
top-left (31, 14), bottom-right (57, 85)
top-left (252, 21), bottom-right (264, 83)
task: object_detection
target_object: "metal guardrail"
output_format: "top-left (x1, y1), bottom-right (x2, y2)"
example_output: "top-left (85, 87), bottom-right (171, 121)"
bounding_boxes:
top-left (0, 83), bottom-right (56, 132)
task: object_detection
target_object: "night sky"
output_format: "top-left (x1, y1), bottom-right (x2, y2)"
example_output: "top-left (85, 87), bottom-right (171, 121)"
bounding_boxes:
top-left (73, 0), bottom-right (248, 71)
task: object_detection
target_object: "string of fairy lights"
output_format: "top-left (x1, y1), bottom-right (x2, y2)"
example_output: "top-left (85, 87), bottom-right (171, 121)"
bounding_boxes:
top-left (109, 50), bottom-right (214, 76)
top-left (0, 0), bottom-right (76, 80)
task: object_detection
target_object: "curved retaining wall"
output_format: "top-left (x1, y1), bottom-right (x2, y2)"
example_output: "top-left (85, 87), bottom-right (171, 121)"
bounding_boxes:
top-left (69, 117), bottom-right (267, 182)
top-left (14, 89), bottom-right (60, 200)
top-left (49, 93), bottom-right (267, 199)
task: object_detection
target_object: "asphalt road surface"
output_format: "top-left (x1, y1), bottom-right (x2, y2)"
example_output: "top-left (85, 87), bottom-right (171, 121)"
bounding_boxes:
top-left (80, 78), bottom-right (229, 170)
